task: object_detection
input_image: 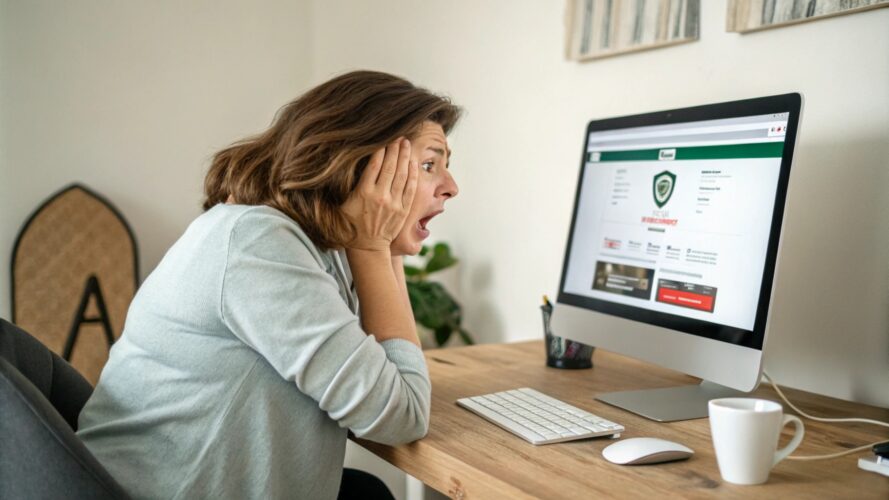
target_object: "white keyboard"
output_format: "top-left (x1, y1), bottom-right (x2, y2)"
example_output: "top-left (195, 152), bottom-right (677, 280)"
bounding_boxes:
top-left (456, 388), bottom-right (624, 445)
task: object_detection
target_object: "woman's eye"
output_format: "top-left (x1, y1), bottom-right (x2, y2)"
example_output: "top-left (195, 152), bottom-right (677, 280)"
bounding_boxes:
top-left (421, 161), bottom-right (434, 172)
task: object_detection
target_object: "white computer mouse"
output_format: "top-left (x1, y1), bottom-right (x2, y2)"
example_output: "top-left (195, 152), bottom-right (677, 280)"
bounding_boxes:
top-left (602, 437), bottom-right (693, 465)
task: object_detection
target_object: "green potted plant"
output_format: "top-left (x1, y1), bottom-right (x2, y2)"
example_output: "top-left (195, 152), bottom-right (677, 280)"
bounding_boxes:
top-left (404, 242), bottom-right (474, 348)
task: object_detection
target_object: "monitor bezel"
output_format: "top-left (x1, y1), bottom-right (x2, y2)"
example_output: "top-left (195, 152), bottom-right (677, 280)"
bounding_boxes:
top-left (556, 93), bottom-right (802, 351)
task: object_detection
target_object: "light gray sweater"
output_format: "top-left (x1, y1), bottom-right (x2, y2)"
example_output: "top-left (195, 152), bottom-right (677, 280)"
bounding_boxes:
top-left (77, 204), bottom-right (431, 499)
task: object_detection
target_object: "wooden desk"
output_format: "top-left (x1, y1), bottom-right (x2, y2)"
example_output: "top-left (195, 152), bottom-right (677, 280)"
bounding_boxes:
top-left (354, 341), bottom-right (889, 499)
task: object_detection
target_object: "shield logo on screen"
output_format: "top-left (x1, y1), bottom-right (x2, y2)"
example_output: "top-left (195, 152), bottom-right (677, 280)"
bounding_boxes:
top-left (653, 171), bottom-right (676, 208)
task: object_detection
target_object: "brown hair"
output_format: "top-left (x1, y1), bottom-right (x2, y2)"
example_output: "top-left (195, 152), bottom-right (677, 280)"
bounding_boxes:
top-left (203, 70), bottom-right (461, 249)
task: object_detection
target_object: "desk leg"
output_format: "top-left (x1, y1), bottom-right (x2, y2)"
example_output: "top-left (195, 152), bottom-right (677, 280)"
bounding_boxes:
top-left (406, 475), bottom-right (449, 500)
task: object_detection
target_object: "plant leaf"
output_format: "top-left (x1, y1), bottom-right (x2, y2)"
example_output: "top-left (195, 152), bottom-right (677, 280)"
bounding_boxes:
top-left (425, 243), bottom-right (457, 274)
top-left (434, 325), bottom-right (452, 347)
top-left (404, 241), bottom-right (476, 347)
top-left (407, 282), bottom-right (442, 330)
top-left (407, 281), bottom-right (460, 331)
top-left (457, 328), bottom-right (475, 345)
top-left (403, 265), bottom-right (423, 277)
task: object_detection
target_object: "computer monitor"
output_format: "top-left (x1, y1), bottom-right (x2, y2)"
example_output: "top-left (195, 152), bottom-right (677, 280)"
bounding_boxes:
top-left (551, 93), bottom-right (802, 422)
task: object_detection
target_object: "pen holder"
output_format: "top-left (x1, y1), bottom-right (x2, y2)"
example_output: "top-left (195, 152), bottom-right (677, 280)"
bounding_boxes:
top-left (541, 304), bottom-right (594, 369)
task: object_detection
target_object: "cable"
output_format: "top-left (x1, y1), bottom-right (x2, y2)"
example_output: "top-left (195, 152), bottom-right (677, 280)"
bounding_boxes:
top-left (761, 370), bottom-right (889, 461)
top-left (762, 371), bottom-right (889, 429)
top-left (785, 442), bottom-right (882, 461)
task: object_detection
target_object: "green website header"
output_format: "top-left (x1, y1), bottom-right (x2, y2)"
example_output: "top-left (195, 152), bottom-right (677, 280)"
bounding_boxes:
top-left (591, 142), bottom-right (784, 162)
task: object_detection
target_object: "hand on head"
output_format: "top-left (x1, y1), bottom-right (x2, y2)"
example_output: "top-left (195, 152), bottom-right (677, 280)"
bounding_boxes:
top-left (341, 138), bottom-right (418, 253)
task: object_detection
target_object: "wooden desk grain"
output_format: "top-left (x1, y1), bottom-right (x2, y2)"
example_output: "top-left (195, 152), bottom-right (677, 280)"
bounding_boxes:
top-left (354, 341), bottom-right (889, 499)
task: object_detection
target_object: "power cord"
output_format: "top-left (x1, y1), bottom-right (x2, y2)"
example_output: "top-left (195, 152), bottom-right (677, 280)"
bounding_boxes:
top-left (761, 370), bottom-right (889, 461)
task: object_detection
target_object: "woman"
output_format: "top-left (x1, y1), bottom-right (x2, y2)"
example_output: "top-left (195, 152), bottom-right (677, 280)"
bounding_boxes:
top-left (77, 70), bottom-right (461, 499)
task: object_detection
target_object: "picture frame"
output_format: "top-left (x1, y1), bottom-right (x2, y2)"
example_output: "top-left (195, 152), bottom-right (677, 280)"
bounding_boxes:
top-left (565, 0), bottom-right (700, 61)
top-left (726, 0), bottom-right (889, 33)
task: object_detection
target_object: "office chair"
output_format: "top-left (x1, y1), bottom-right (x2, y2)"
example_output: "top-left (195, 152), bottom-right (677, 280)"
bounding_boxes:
top-left (0, 319), bottom-right (129, 499)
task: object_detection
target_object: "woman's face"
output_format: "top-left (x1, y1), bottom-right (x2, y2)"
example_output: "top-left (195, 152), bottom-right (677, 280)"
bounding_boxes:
top-left (390, 121), bottom-right (459, 256)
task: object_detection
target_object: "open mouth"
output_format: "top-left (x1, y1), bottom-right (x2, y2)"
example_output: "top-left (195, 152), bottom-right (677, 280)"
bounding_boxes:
top-left (417, 210), bottom-right (443, 233)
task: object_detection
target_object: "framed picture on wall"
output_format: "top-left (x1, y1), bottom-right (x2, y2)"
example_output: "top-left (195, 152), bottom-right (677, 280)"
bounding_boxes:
top-left (565, 0), bottom-right (700, 61)
top-left (726, 0), bottom-right (889, 33)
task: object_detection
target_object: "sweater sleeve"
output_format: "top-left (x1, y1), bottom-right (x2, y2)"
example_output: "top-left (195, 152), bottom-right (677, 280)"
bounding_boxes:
top-left (219, 208), bottom-right (431, 445)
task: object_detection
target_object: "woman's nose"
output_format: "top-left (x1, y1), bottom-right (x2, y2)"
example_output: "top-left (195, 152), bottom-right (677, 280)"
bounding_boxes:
top-left (439, 171), bottom-right (459, 199)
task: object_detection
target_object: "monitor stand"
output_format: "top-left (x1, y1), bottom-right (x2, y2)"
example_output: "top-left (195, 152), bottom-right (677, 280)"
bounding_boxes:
top-left (596, 380), bottom-right (747, 422)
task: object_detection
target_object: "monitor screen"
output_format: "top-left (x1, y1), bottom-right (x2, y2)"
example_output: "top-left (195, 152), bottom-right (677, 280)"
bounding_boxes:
top-left (557, 95), bottom-right (801, 352)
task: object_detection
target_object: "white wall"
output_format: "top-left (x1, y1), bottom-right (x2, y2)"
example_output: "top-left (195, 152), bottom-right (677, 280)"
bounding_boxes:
top-left (0, 0), bottom-right (314, 318)
top-left (311, 0), bottom-right (889, 408)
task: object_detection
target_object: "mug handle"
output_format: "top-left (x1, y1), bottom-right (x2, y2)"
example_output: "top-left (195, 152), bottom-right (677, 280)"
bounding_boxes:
top-left (773, 414), bottom-right (805, 466)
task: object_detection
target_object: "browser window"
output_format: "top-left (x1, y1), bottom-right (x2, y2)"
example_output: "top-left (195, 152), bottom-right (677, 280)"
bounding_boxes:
top-left (563, 113), bottom-right (789, 331)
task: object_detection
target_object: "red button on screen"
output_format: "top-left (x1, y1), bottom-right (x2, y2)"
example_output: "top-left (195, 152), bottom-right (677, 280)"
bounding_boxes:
top-left (657, 288), bottom-right (714, 312)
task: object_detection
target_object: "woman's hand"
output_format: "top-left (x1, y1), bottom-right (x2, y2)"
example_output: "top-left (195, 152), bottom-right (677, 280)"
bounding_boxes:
top-left (342, 138), bottom-right (418, 252)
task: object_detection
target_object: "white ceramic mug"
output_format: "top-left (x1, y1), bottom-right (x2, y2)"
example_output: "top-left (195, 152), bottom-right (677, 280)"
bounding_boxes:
top-left (708, 398), bottom-right (804, 485)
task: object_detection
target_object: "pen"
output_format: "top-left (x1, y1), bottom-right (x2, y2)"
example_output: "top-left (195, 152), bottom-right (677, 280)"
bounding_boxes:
top-left (541, 295), bottom-right (560, 356)
top-left (542, 295), bottom-right (553, 313)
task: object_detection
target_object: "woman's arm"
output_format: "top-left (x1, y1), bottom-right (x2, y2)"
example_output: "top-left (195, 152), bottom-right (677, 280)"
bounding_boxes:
top-left (391, 255), bottom-right (416, 325)
top-left (220, 208), bottom-right (430, 445)
top-left (342, 138), bottom-right (420, 348)
top-left (346, 249), bottom-right (419, 347)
